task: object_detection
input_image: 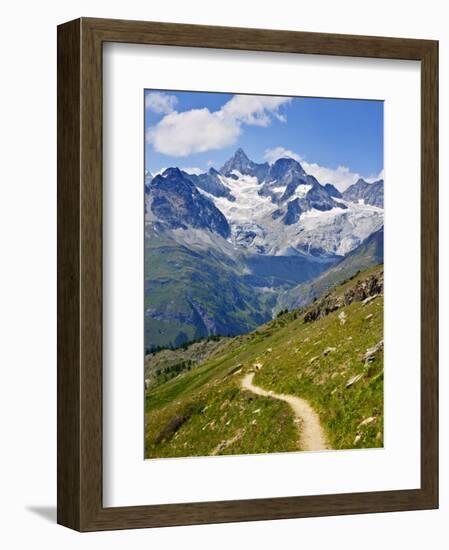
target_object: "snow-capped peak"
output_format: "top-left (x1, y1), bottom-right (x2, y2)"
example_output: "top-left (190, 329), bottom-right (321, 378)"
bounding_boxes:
top-left (146, 150), bottom-right (384, 259)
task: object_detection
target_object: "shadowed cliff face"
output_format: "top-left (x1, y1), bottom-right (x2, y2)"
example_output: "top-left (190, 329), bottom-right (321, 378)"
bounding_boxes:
top-left (150, 168), bottom-right (231, 239)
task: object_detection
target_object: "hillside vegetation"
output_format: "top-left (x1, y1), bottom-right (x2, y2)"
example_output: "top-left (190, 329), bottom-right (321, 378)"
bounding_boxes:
top-left (145, 265), bottom-right (384, 458)
top-left (144, 336), bottom-right (229, 388)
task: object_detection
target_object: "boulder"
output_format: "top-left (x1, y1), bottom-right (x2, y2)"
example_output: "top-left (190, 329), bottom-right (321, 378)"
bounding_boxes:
top-left (362, 295), bottom-right (378, 306)
top-left (363, 340), bottom-right (384, 364)
top-left (304, 271), bottom-right (383, 324)
top-left (346, 373), bottom-right (364, 388)
top-left (358, 416), bottom-right (376, 428)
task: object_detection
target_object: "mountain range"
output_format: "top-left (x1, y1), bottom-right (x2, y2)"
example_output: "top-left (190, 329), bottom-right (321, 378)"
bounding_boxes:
top-left (145, 148), bottom-right (384, 349)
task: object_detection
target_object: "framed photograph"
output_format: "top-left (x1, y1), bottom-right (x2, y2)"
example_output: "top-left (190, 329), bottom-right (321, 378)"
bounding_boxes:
top-left (57, 17), bottom-right (438, 531)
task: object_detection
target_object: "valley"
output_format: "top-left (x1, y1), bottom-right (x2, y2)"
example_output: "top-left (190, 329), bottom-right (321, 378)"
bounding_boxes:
top-left (145, 148), bottom-right (384, 350)
top-left (145, 265), bottom-right (384, 458)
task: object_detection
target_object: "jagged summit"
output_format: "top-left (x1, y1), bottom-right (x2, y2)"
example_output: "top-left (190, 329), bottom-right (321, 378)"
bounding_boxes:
top-left (234, 147), bottom-right (249, 159)
top-left (266, 157), bottom-right (306, 182)
top-left (220, 148), bottom-right (249, 173)
top-left (145, 149), bottom-right (383, 258)
top-left (219, 149), bottom-right (306, 183)
top-left (342, 178), bottom-right (384, 208)
top-left (161, 166), bottom-right (183, 178)
top-left (220, 148), bottom-right (270, 181)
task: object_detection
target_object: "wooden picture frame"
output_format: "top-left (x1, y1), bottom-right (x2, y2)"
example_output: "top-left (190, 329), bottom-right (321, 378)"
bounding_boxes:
top-left (57, 17), bottom-right (438, 531)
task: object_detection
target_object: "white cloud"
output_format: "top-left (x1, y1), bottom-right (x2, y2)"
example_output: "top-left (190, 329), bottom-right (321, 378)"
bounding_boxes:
top-left (147, 108), bottom-right (240, 156)
top-left (145, 92), bottom-right (178, 114)
top-left (221, 95), bottom-right (291, 127)
top-left (264, 146), bottom-right (302, 163)
top-left (365, 169), bottom-right (384, 183)
top-left (275, 113), bottom-right (287, 123)
top-left (301, 162), bottom-right (361, 191)
top-left (264, 146), bottom-right (383, 191)
top-left (302, 163), bottom-right (385, 190)
top-left (147, 94), bottom-right (291, 157)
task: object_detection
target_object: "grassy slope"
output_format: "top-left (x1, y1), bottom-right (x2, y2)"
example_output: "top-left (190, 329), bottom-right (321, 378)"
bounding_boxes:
top-left (144, 336), bottom-right (229, 388)
top-left (145, 265), bottom-right (383, 458)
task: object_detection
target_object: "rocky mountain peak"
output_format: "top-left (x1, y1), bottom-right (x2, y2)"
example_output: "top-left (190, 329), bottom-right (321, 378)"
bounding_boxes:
top-left (234, 147), bottom-right (249, 160)
top-left (220, 148), bottom-right (269, 182)
top-left (342, 178), bottom-right (384, 208)
top-left (149, 168), bottom-right (231, 238)
top-left (355, 177), bottom-right (368, 186)
top-left (267, 157), bottom-right (306, 181)
top-left (220, 148), bottom-right (250, 174)
top-left (161, 167), bottom-right (183, 179)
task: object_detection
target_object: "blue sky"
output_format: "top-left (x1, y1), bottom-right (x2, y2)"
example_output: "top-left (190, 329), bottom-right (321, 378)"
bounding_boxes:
top-left (144, 90), bottom-right (384, 191)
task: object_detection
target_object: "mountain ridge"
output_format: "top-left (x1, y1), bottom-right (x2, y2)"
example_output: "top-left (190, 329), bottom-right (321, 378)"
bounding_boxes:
top-left (149, 167), bottom-right (231, 238)
top-left (342, 177), bottom-right (384, 208)
top-left (145, 149), bottom-right (384, 348)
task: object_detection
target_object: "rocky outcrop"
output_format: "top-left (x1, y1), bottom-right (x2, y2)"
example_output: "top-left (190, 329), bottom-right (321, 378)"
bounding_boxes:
top-left (283, 198), bottom-right (302, 225)
top-left (363, 340), bottom-right (384, 365)
top-left (343, 272), bottom-right (383, 304)
top-left (323, 183), bottom-right (342, 198)
top-left (153, 413), bottom-right (190, 444)
top-left (304, 270), bottom-right (383, 323)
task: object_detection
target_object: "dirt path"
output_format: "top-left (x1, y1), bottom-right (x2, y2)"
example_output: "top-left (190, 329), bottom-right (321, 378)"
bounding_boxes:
top-left (241, 372), bottom-right (329, 452)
